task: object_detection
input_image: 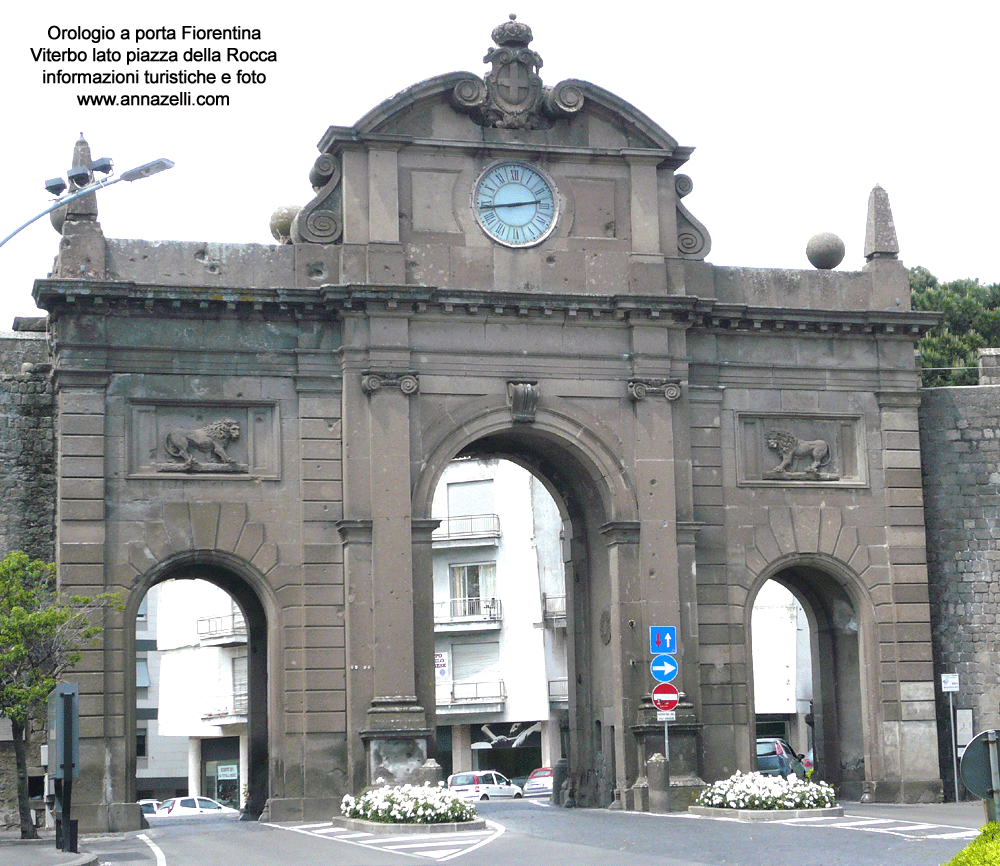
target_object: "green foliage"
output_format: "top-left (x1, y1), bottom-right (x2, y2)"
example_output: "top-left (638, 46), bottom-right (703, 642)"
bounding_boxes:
top-left (943, 822), bottom-right (1000, 866)
top-left (0, 551), bottom-right (114, 726)
top-left (911, 266), bottom-right (1000, 387)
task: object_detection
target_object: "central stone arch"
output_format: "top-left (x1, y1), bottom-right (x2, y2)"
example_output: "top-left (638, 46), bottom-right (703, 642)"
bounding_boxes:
top-left (414, 402), bottom-right (642, 805)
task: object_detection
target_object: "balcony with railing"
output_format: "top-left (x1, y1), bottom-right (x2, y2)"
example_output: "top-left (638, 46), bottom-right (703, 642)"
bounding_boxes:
top-left (432, 514), bottom-right (501, 548)
top-left (548, 678), bottom-right (569, 709)
top-left (196, 613), bottom-right (247, 646)
top-left (542, 593), bottom-right (567, 629)
top-left (433, 596), bottom-right (503, 632)
top-left (436, 679), bottom-right (506, 715)
top-left (201, 690), bottom-right (248, 724)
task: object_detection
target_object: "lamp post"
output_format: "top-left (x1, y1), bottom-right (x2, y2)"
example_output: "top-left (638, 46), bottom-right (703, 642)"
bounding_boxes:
top-left (0, 156), bottom-right (174, 249)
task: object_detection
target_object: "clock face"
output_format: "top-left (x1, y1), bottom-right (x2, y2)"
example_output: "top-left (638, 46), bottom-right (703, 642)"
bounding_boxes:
top-left (473, 162), bottom-right (558, 248)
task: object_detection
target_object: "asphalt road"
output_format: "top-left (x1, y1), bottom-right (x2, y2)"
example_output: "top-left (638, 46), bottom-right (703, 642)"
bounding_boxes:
top-left (71, 798), bottom-right (988, 866)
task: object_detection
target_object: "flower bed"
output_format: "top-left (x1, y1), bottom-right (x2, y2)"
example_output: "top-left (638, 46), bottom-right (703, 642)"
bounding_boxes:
top-left (340, 783), bottom-right (478, 825)
top-left (696, 771), bottom-right (837, 811)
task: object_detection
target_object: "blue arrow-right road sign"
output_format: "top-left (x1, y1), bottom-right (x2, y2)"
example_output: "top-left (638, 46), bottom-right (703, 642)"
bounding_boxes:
top-left (650, 654), bottom-right (679, 683)
top-left (649, 626), bottom-right (677, 655)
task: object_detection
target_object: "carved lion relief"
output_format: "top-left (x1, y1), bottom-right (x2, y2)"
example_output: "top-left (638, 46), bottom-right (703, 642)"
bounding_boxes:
top-left (765, 430), bottom-right (833, 476)
top-left (129, 403), bottom-right (280, 479)
top-left (738, 414), bottom-right (867, 487)
top-left (162, 419), bottom-right (244, 473)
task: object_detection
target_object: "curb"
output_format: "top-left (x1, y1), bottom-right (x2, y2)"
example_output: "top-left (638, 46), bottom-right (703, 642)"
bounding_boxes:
top-left (688, 804), bottom-right (844, 821)
top-left (0, 841), bottom-right (98, 866)
top-left (331, 816), bottom-right (487, 835)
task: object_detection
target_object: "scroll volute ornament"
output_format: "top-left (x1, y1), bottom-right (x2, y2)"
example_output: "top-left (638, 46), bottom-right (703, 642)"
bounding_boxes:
top-left (628, 378), bottom-right (682, 402)
top-left (362, 371), bottom-right (419, 396)
top-left (291, 153), bottom-right (343, 244)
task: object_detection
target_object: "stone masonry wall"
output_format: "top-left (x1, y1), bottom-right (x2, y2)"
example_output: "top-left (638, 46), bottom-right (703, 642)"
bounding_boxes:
top-left (0, 327), bottom-right (56, 829)
top-left (0, 329), bottom-right (55, 561)
top-left (920, 385), bottom-right (1000, 799)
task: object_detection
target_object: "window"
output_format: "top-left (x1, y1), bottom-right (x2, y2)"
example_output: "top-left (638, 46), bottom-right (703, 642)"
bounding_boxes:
top-left (447, 479), bottom-right (494, 516)
top-left (232, 654), bottom-right (248, 713)
top-left (136, 657), bottom-right (150, 688)
top-left (136, 729), bottom-right (148, 758)
top-left (451, 641), bottom-right (500, 681)
top-left (450, 563), bottom-right (496, 616)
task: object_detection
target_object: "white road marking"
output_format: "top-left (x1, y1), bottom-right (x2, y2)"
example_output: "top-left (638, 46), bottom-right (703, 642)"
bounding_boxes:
top-left (270, 819), bottom-right (504, 862)
top-left (138, 834), bottom-right (167, 866)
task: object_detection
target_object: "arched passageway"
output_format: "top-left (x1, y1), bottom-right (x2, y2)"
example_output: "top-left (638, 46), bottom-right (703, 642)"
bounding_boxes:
top-left (749, 560), bottom-right (872, 796)
top-left (415, 418), bottom-right (643, 807)
top-left (124, 553), bottom-right (273, 818)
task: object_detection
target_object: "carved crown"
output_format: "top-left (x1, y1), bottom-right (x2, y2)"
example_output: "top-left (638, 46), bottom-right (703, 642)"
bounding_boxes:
top-left (491, 13), bottom-right (532, 47)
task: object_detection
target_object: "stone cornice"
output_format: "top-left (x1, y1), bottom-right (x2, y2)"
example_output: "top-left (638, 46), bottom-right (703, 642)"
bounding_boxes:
top-left (33, 279), bottom-right (942, 338)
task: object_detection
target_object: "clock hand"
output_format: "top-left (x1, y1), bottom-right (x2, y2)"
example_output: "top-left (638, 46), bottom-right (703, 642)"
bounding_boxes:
top-left (479, 199), bottom-right (542, 210)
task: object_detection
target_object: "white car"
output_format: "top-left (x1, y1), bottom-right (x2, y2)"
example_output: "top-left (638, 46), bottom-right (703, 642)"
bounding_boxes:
top-left (155, 796), bottom-right (238, 816)
top-left (522, 767), bottom-right (554, 798)
top-left (447, 771), bottom-right (523, 800)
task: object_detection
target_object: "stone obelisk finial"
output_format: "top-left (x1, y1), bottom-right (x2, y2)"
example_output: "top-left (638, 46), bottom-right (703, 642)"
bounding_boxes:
top-left (864, 185), bottom-right (899, 262)
top-left (53, 133), bottom-right (106, 279)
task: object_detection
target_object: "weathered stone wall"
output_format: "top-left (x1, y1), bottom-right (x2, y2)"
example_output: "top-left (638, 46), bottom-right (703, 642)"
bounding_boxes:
top-left (920, 385), bottom-right (1000, 799)
top-left (0, 327), bottom-right (55, 829)
top-left (0, 329), bottom-right (55, 561)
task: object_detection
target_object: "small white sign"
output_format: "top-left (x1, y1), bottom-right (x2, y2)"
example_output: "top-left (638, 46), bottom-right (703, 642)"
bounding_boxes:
top-left (942, 673), bottom-right (960, 693)
top-left (656, 710), bottom-right (676, 722)
top-left (435, 652), bottom-right (449, 680)
top-left (957, 708), bottom-right (974, 746)
top-left (217, 764), bottom-right (238, 780)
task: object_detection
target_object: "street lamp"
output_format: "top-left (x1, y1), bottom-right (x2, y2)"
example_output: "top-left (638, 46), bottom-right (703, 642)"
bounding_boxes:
top-left (0, 156), bottom-right (174, 249)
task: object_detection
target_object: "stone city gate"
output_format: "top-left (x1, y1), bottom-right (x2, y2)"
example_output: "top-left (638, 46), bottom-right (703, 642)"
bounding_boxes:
top-left (34, 17), bottom-right (943, 830)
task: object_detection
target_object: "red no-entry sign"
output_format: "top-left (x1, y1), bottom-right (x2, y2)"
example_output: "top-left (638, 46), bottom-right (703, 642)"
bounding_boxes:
top-left (652, 683), bottom-right (679, 712)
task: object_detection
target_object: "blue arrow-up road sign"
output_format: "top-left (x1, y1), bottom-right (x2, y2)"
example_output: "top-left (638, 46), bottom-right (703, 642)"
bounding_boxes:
top-left (650, 654), bottom-right (679, 683)
top-left (649, 626), bottom-right (676, 655)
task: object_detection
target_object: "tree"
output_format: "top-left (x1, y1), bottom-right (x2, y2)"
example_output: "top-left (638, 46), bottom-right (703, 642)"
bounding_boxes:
top-left (911, 266), bottom-right (1000, 387)
top-left (0, 552), bottom-right (115, 839)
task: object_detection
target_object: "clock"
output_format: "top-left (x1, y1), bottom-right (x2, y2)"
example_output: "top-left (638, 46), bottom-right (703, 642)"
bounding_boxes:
top-left (472, 161), bottom-right (559, 247)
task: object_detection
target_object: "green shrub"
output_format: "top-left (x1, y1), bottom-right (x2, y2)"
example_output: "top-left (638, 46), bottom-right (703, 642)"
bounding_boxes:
top-left (943, 822), bottom-right (1000, 866)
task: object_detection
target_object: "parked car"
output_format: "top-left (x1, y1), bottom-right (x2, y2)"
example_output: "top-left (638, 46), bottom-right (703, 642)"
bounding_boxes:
top-left (447, 771), bottom-right (523, 800)
top-left (755, 738), bottom-right (805, 779)
top-left (155, 796), bottom-right (239, 816)
top-left (522, 767), bottom-right (554, 798)
top-left (137, 799), bottom-right (160, 815)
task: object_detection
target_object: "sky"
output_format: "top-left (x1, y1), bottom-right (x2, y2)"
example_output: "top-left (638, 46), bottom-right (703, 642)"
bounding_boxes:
top-left (2, 1), bottom-right (997, 328)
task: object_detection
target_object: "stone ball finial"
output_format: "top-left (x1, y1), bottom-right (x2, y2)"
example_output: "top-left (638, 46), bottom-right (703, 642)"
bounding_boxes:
top-left (269, 205), bottom-right (301, 244)
top-left (806, 232), bottom-right (846, 270)
top-left (492, 13), bottom-right (532, 46)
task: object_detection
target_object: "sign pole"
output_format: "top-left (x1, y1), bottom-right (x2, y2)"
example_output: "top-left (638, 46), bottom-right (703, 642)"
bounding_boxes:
top-left (664, 718), bottom-right (671, 812)
top-left (988, 730), bottom-right (1000, 823)
top-left (950, 692), bottom-right (960, 801)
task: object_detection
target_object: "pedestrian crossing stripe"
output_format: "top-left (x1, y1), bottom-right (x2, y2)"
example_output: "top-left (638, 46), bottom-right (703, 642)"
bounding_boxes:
top-left (269, 819), bottom-right (504, 861)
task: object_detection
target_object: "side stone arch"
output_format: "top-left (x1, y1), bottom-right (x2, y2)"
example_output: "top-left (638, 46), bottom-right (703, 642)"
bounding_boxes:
top-left (733, 502), bottom-right (929, 798)
top-left (121, 545), bottom-right (283, 819)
